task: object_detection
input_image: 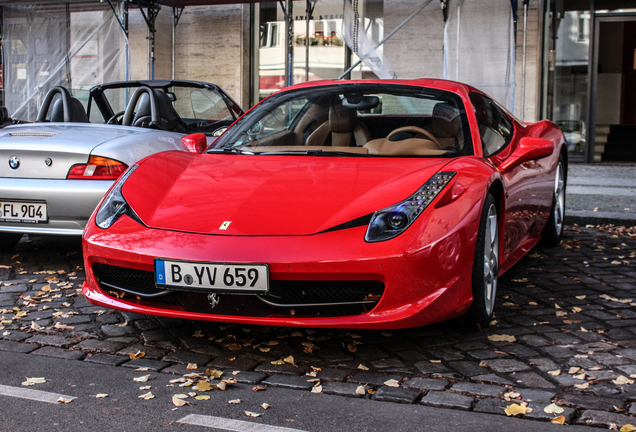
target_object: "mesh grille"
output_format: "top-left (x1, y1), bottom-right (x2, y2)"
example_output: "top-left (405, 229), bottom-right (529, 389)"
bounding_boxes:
top-left (264, 280), bottom-right (384, 305)
top-left (92, 263), bottom-right (161, 295)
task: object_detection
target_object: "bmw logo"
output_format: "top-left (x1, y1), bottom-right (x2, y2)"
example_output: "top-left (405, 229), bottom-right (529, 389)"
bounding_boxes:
top-left (8, 156), bottom-right (19, 170)
top-left (45, 157), bottom-right (52, 167)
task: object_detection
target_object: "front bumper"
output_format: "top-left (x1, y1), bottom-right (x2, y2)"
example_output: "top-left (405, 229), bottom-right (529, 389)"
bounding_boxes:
top-left (82, 211), bottom-right (477, 329)
top-left (0, 178), bottom-right (113, 235)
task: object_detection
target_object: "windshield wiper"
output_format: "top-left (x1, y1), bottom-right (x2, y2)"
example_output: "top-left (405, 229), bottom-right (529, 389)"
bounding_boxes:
top-left (259, 149), bottom-right (361, 156)
top-left (207, 147), bottom-right (253, 155)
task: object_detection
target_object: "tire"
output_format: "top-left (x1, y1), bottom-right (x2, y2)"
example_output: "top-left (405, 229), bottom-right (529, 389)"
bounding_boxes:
top-left (0, 232), bottom-right (23, 252)
top-left (465, 193), bottom-right (499, 328)
top-left (541, 155), bottom-right (566, 246)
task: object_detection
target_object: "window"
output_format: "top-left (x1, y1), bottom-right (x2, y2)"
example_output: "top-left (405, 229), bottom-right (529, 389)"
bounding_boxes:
top-left (469, 92), bottom-right (513, 157)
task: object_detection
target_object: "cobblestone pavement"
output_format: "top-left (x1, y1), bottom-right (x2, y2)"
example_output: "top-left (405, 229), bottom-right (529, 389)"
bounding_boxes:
top-left (1, 226), bottom-right (636, 428)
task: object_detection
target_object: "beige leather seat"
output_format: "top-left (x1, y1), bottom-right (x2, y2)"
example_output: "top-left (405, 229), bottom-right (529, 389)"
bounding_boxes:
top-left (306, 100), bottom-right (371, 147)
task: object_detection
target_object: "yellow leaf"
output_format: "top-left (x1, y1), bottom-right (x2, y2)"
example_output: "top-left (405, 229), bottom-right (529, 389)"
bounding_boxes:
top-left (355, 386), bottom-right (366, 395)
top-left (129, 350), bottom-right (145, 360)
top-left (196, 381), bottom-right (212, 392)
top-left (133, 375), bottom-right (150, 383)
top-left (430, 360), bottom-right (441, 364)
top-left (620, 425), bottom-right (636, 432)
top-left (186, 363), bottom-right (198, 370)
top-left (551, 416), bottom-right (566, 425)
top-left (138, 392), bottom-right (154, 400)
top-left (227, 343), bottom-right (242, 351)
top-left (216, 381), bottom-right (227, 391)
top-left (574, 382), bottom-right (590, 389)
top-left (259, 347), bottom-right (271, 353)
top-left (245, 411), bottom-right (262, 418)
top-left (384, 379), bottom-right (400, 387)
top-left (206, 369), bottom-right (223, 379)
top-left (283, 355), bottom-right (295, 365)
top-left (568, 367), bottom-right (581, 375)
top-left (57, 397), bottom-right (73, 404)
top-left (548, 370), bottom-right (561, 376)
top-left (505, 403), bottom-right (529, 417)
top-left (357, 364), bottom-right (369, 371)
top-left (195, 395), bottom-right (210, 401)
top-left (544, 403), bottom-right (565, 414)
top-left (271, 359), bottom-right (284, 365)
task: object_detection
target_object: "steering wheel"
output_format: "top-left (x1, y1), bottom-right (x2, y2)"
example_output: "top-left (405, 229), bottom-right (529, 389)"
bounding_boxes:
top-left (387, 126), bottom-right (442, 149)
top-left (107, 110), bottom-right (126, 125)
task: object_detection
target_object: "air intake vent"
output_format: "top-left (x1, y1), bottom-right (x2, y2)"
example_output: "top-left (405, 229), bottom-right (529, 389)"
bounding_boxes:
top-left (10, 132), bottom-right (58, 137)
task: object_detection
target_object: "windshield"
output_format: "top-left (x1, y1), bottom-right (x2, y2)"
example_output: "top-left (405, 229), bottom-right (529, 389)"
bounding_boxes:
top-left (213, 84), bottom-right (473, 157)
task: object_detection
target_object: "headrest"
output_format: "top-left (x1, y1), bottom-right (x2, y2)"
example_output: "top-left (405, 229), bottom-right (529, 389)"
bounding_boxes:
top-left (132, 93), bottom-right (152, 124)
top-left (329, 101), bottom-right (358, 134)
top-left (430, 103), bottom-right (460, 138)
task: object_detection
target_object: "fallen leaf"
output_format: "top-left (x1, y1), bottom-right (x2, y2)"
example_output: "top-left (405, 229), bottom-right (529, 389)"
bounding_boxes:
top-left (129, 350), bottom-right (145, 360)
top-left (195, 395), bottom-right (210, 401)
top-left (115, 320), bottom-right (128, 328)
top-left (384, 379), bottom-right (400, 387)
top-left (271, 359), bottom-right (284, 365)
top-left (283, 355), bottom-right (295, 365)
top-left (57, 397), bottom-right (73, 404)
top-left (229, 399), bottom-right (241, 404)
top-left (548, 370), bottom-right (561, 376)
top-left (574, 382), bottom-right (589, 389)
top-left (488, 334), bottom-right (516, 343)
top-left (252, 386), bottom-right (265, 392)
top-left (227, 343), bottom-right (242, 351)
top-left (133, 375), bottom-right (150, 383)
top-left (504, 403), bottom-right (530, 417)
top-left (259, 347), bottom-right (271, 353)
top-left (95, 394), bottom-right (108, 398)
top-left (551, 416), bottom-right (566, 425)
top-left (138, 392), bottom-right (154, 400)
top-left (355, 385), bottom-right (366, 395)
top-left (22, 377), bottom-right (46, 386)
top-left (430, 360), bottom-right (441, 364)
top-left (186, 363), bottom-right (198, 370)
top-left (568, 367), bottom-right (581, 375)
top-left (206, 369), bottom-right (223, 379)
top-left (544, 403), bottom-right (565, 414)
top-left (503, 391), bottom-right (520, 400)
top-left (311, 385), bottom-right (323, 393)
top-left (245, 411), bottom-right (262, 418)
top-left (216, 381), bottom-right (227, 391)
top-left (576, 295), bottom-right (586, 300)
top-left (172, 395), bottom-right (189, 406)
top-left (196, 381), bottom-right (212, 392)
top-left (620, 425), bottom-right (636, 432)
top-left (261, 403), bottom-right (270, 409)
top-left (357, 364), bottom-right (369, 371)
top-left (613, 376), bottom-right (634, 385)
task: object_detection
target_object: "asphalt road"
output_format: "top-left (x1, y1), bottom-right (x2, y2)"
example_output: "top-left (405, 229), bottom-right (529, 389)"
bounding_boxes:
top-left (0, 351), bottom-right (600, 432)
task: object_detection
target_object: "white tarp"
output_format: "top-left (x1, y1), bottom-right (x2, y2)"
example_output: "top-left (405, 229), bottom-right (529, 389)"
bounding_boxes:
top-left (2, 2), bottom-right (129, 121)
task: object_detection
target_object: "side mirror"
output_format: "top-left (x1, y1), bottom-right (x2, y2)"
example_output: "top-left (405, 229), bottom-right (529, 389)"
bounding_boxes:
top-left (181, 133), bottom-right (208, 154)
top-left (499, 137), bottom-right (554, 173)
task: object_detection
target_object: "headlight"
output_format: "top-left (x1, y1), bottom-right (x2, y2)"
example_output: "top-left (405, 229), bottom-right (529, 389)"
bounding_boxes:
top-left (95, 165), bottom-right (138, 229)
top-left (365, 172), bottom-right (456, 242)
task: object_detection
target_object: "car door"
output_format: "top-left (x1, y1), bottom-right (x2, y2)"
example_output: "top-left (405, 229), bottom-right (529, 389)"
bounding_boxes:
top-left (470, 92), bottom-right (543, 264)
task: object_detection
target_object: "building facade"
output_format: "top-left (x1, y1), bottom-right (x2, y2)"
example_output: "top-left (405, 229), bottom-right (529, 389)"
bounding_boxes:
top-left (1, 0), bottom-right (635, 162)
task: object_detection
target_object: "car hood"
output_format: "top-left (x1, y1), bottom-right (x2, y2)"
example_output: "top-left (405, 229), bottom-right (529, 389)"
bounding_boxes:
top-left (124, 151), bottom-right (452, 236)
top-left (0, 123), bottom-right (149, 179)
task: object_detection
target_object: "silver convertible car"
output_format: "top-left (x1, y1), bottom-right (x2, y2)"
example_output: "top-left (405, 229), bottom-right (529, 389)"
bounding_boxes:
top-left (0, 80), bottom-right (243, 250)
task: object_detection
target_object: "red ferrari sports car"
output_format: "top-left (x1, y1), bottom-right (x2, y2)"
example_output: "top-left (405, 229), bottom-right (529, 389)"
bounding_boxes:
top-left (82, 79), bottom-right (566, 329)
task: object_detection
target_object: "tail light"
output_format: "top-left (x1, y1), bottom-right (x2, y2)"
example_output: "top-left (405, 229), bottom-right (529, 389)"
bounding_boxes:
top-left (67, 156), bottom-right (128, 180)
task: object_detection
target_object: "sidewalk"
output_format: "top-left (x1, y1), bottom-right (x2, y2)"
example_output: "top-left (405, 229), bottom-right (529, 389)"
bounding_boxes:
top-left (566, 162), bottom-right (636, 226)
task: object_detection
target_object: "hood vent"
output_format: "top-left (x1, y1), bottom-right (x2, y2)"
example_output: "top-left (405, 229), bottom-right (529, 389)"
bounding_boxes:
top-left (9, 132), bottom-right (59, 137)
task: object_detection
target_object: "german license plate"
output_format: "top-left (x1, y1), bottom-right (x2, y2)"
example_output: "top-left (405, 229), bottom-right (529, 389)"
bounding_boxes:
top-left (155, 259), bottom-right (269, 293)
top-left (0, 200), bottom-right (47, 224)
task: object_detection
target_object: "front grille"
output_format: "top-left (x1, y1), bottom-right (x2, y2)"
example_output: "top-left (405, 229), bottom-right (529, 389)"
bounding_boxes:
top-left (92, 263), bottom-right (384, 318)
top-left (93, 263), bottom-right (162, 296)
top-left (263, 280), bottom-right (384, 306)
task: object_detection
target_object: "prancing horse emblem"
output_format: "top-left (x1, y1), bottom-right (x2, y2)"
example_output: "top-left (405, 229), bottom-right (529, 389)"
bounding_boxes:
top-left (219, 221), bottom-right (232, 230)
top-left (207, 293), bottom-right (220, 308)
